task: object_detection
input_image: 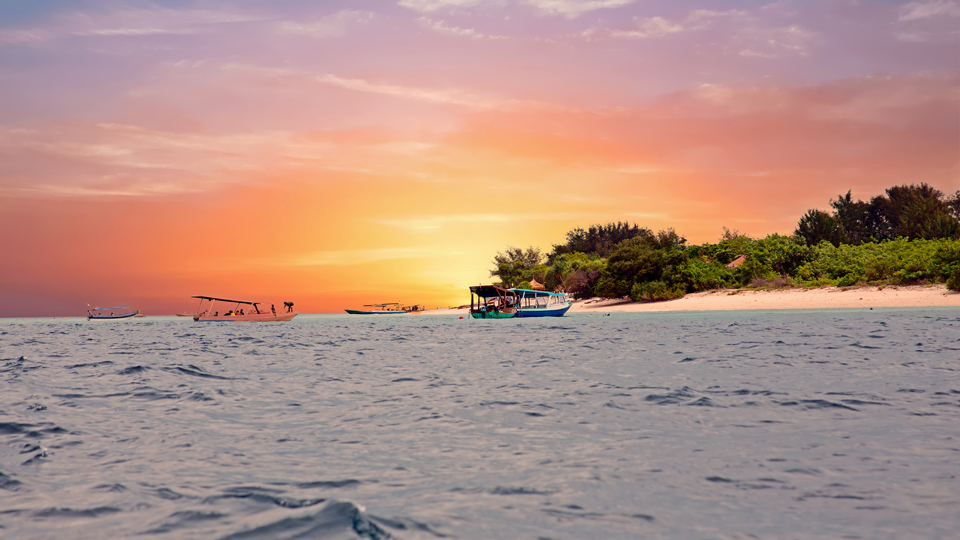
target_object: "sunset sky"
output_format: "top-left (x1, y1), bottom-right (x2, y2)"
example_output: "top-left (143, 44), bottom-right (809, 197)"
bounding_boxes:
top-left (1, 0), bottom-right (958, 317)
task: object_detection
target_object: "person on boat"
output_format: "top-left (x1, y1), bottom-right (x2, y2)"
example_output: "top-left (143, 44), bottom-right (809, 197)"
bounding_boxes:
top-left (239, 309), bottom-right (244, 315)
top-left (271, 304), bottom-right (276, 315)
top-left (214, 311), bottom-right (218, 316)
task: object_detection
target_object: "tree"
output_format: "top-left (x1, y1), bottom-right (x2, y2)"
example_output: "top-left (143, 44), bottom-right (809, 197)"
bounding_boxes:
top-left (544, 251), bottom-right (606, 297)
top-left (830, 191), bottom-right (871, 244)
top-left (872, 183), bottom-right (959, 240)
top-left (490, 246), bottom-right (544, 288)
top-left (795, 209), bottom-right (844, 247)
top-left (549, 222), bottom-right (652, 261)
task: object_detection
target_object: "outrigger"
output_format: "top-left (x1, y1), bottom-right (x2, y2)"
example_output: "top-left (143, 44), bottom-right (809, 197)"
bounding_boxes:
top-left (469, 286), bottom-right (572, 319)
top-left (191, 296), bottom-right (297, 322)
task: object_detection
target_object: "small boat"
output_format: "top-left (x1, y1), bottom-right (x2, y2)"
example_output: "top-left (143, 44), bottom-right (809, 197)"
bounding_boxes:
top-left (87, 306), bottom-right (140, 320)
top-left (469, 286), bottom-right (572, 319)
top-left (191, 296), bottom-right (297, 322)
top-left (345, 303), bottom-right (420, 315)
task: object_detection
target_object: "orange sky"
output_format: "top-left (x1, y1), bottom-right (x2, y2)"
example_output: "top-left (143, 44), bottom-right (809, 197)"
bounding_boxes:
top-left (1, 1), bottom-right (958, 316)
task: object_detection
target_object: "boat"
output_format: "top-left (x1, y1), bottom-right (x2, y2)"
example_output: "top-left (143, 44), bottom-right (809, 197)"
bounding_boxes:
top-left (87, 306), bottom-right (140, 320)
top-left (345, 303), bottom-right (424, 315)
top-left (468, 286), bottom-right (572, 319)
top-left (191, 296), bottom-right (297, 322)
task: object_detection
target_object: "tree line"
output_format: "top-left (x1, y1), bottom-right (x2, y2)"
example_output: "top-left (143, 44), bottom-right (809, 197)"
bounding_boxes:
top-left (490, 184), bottom-right (960, 299)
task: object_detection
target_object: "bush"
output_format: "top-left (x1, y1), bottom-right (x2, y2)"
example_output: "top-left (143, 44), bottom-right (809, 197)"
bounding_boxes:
top-left (947, 269), bottom-right (960, 292)
top-left (630, 281), bottom-right (685, 302)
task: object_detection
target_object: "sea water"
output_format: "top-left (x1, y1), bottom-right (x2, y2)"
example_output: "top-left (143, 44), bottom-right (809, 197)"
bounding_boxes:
top-left (0, 309), bottom-right (958, 540)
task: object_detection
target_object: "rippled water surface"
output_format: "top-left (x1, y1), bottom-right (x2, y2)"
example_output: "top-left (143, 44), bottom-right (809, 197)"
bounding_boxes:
top-left (1, 309), bottom-right (959, 539)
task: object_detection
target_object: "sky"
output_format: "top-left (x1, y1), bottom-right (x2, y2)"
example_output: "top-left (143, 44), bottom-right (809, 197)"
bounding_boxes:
top-left (1, 0), bottom-right (958, 317)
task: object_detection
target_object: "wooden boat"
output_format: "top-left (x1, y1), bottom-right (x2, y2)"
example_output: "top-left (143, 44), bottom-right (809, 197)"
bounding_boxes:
top-left (345, 302), bottom-right (404, 315)
top-left (345, 303), bottom-right (424, 315)
top-left (87, 306), bottom-right (140, 320)
top-left (191, 296), bottom-right (297, 322)
top-left (469, 286), bottom-right (571, 319)
top-left (469, 286), bottom-right (518, 319)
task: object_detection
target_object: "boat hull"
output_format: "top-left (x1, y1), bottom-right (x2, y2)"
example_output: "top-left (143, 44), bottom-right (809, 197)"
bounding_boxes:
top-left (88, 311), bottom-right (139, 320)
top-left (470, 309), bottom-right (516, 319)
top-left (194, 312), bottom-right (297, 322)
top-left (513, 302), bottom-right (573, 318)
top-left (344, 309), bottom-right (406, 315)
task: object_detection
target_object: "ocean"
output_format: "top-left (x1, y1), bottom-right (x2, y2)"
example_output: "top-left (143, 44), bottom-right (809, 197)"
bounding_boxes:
top-left (1, 309), bottom-right (958, 539)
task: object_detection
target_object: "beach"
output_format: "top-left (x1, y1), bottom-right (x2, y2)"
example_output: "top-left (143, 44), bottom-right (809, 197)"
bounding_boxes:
top-left (427, 285), bottom-right (959, 315)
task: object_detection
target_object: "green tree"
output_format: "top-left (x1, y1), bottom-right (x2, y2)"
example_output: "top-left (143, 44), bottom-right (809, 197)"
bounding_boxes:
top-left (544, 252), bottom-right (606, 298)
top-left (549, 222), bottom-right (652, 261)
top-left (490, 246), bottom-right (544, 288)
top-left (871, 183), bottom-right (959, 240)
top-left (830, 191), bottom-right (871, 244)
top-left (795, 209), bottom-right (844, 247)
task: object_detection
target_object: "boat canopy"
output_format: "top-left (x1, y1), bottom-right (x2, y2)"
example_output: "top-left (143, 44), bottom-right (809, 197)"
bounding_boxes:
top-left (91, 306), bottom-right (130, 310)
top-left (510, 289), bottom-right (562, 298)
top-left (191, 296), bottom-right (261, 306)
top-left (469, 285), bottom-right (517, 299)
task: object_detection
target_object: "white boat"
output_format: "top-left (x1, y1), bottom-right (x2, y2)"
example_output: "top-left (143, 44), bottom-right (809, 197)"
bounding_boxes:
top-left (87, 306), bottom-right (140, 320)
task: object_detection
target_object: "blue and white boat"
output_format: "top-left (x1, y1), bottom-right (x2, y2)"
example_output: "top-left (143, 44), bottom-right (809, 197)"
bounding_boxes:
top-left (469, 286), bottom-right (571, 318)
top-left (511, 288), bottom-right (572, 317)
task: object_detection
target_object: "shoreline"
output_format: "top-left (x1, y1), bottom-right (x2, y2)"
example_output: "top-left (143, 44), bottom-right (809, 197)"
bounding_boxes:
top-left (423, 285), bottom-right (958, 315)
top-left (573, 284), bottom-right (959, 313)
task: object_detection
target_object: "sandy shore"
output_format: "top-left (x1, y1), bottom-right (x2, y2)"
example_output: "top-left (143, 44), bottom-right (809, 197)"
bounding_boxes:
top-left (571, 285), bottom-right (959, 313)
top-left (423, 285), bottom-right (958, 315)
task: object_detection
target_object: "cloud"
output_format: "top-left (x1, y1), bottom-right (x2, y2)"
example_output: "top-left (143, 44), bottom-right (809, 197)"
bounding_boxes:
top-left (416, 17), bottom-right (506, 39)
top-left (277, 10), bottom-right (373, 39)
top-left (316, 73), bottom-right (525, 110)
top-left (610, 17), bottom-right (684, 39)
top-left (605, 9), bottom-right (744, 40)
top-left (285, 247), bottom-right (438, 266)
top-left (898, 0), bottom-right (960, 22)
top-left (522, 0), bottom-right (636, 18)
top-left (399, 0), bottom-right (634, 17)
top-left (377, 213), bottom-right (582, 232)
top-left (0, 7), bottom-right (259, 46)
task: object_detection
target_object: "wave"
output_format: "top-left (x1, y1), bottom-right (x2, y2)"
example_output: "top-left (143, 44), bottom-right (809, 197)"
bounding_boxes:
top-left (218, 500), bottom-right (392, 540)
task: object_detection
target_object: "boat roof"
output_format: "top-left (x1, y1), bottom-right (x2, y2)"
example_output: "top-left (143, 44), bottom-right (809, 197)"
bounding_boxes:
top-left (91, 306), bottom-right (130, 310)
top-left (469, 285), bottom-right (517, 298)
top-left (364, 303), bottom-right (399, 307)
top-left (191, 296), bottom-right (260, 305)
top-left (510, 289), bottom-right (562, 298)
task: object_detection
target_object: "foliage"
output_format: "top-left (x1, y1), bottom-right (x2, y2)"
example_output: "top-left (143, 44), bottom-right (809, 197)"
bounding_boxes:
top-left (795, 238), bottom-right (958, 286)
top-left (798, 184), bottom-right (960, 246)
top-left (549, 222), bottom-right (651, 261)
top-left (489, 246), bottom-right (545, 288)
top-left (795, 209), bottom-right (844, 247)
top-left (544, 252), bottom-right (606, 299)
top-left (947, 269), bottom-right (960, 292)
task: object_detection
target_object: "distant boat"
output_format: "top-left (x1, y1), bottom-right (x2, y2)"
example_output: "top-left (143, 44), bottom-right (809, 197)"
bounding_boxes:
top-left (190, 296), bottom-right (297, 322)
top-left (469, 286), bottom-right (572, 319)
top-left (87, 306), bottom-right (140, 320)
top-left (345, 302), bottom-right (424, 315)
